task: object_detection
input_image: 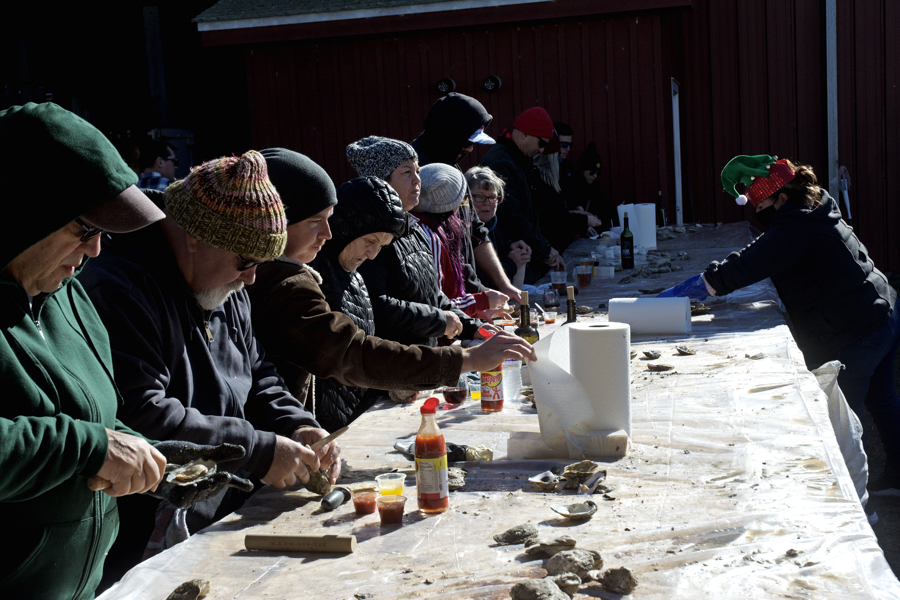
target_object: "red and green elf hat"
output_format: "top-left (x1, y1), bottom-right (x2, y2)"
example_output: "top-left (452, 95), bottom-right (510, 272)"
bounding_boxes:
top-left (721, 154), bottom-right (796, 207)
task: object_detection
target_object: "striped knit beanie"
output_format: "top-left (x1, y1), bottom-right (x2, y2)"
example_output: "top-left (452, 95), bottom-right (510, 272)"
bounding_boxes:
top-left (164, 150), bottom-right (287, 259)
top-left (346, 136), bottom-right (417, 180)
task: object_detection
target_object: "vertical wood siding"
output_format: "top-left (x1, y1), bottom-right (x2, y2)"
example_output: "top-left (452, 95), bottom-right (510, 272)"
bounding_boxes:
top-left (243, 1), bottom-right (900, 271)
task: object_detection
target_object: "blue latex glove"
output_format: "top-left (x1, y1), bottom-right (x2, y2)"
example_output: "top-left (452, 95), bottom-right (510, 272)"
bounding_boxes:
top-left (657, 273), bottom-right (708, 301)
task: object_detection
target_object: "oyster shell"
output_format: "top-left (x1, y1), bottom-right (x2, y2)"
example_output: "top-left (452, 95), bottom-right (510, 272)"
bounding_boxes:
top-left (690, 303), bottom-right (710, 315)
top-left (647, 363), bottom-right (675, 372)
top-left (546, 549), bottom-right (603, 579)
top-left (601, 566), bottom-right (639, 594)
top-left (550, 500), bottom-right (598, 521)
top-left (305, 469), bottom-right (333, 495)
top-left (562, 460), bottom-right (599, 489)
top-left (524, 535), bottom-right (578, 557)
top-left (529, 470), bottom-right (560, 491)
top-left (643, 350), bottom-right (661, 359)
top-left (549, 573), bottom-right (581, 596)
top-left (575, 305), bottom-right (593, 315)
top-left (675, 345), bottom-right (695, 355)
top-left (447, 467), bottom-right (466, 491)
top-left (493, 523), bottom-right (539, 546)
top-left (166, 579), bottom-right (210, 600)
top-left (166, 459), bottom-right (216, 487)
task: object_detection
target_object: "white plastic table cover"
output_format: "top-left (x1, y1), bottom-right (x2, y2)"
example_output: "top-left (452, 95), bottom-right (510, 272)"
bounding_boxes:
top-left (99, 223), bottom-right (900, 599)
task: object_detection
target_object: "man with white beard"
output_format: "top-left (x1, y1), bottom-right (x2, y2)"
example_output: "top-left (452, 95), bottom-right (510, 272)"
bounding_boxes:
top-left (79, 151), bottom-right (340, 576)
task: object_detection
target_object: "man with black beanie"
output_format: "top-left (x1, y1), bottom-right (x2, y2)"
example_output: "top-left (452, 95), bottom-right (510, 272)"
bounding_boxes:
top-left (412, 93), bottom-right (521, 303)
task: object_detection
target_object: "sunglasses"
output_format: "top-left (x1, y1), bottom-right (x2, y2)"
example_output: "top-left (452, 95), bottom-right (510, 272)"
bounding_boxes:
top-left (537, 137), bottom-right (550, 149)
top-left (588, 170), bottom-right (599, 176)
top-left (75, 218), bottom-right (106, 243)
top-left (559, 141), bottom-right (572, 149)
top-left (237, 254), bottom-right (264, 271)
top-left (161, 156), bottom-right (179, 166)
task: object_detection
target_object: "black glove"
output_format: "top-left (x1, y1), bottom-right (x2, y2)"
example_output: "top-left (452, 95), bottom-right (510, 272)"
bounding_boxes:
top-left (148, 441), bottom-right (255, 510)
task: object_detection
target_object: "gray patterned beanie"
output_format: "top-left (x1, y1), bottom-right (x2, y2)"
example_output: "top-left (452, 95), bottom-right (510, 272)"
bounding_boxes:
top-left (346, 136), bottom-right (417, 180)
top-left (417, 163), bottom-right (467, 214)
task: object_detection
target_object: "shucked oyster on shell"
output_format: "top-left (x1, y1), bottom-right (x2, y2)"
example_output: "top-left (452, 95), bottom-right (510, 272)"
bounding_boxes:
top-left (550, 500), bottom-right (598, 521)
top-left (562, 460), bottom-right (600, 489)
top-left (165, 459), bottom-right (217, 487)
top-left (528, 470), bottom-right (560, 491)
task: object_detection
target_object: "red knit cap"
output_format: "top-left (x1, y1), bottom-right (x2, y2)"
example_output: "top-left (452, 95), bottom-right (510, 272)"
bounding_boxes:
top-left (513, 107), bottom-right (554, 138)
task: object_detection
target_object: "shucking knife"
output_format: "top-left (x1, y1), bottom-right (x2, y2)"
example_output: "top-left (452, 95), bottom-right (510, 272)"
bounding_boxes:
top-left (309, 426), bottom-right (349, 452)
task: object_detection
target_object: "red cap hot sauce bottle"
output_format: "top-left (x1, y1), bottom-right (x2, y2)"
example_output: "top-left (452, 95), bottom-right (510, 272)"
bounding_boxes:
top-left (415, 397), bottom-right (450, 513)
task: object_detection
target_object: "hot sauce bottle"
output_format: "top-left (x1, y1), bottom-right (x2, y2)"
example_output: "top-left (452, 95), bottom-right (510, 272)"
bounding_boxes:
top-left (415, 397), bottom-right (449, 513)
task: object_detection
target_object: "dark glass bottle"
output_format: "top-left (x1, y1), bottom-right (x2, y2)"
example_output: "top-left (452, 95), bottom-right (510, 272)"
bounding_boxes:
top-left (565, 285), bottom-right (577, 324)
top-left (514, 291), bottom-right (540, 344)
top-left (621, 211), bottom-right (635, 269)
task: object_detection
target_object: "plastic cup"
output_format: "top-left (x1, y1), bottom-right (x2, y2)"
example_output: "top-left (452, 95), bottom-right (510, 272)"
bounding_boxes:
top-left (375, 473), bottom-right (405, 496)
top-left (467, 380), bottom-right (481, 401)
top-left (575, 266), bottom-right (592, 288)
top-left (351, 489), bottom-right (378, 515)
top-left (543, 310), bottom-right (557, 324)
top-left (377, 495), bottom-right (407, 525)
top-left (550, 270), bottom-right (566, 294)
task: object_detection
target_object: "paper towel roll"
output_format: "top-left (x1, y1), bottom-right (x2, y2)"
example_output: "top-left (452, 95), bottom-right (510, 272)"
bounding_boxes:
top-left (528, 322), bottom-right (631, 458)
top-left (608, 297), bottom-right (691, 335)
top-left (635, 203), bottom-right (657, 249)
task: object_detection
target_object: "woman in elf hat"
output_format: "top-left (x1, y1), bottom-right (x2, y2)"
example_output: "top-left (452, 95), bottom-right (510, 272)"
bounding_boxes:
top-left (660, 154), bottom-right (900, 496)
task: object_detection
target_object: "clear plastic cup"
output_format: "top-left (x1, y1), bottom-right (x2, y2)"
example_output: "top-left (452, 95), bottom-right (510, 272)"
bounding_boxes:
top-left (377, 495), bottom-right (407, 525)
top-left (543, 310), bottom-right (557, 324)
top-left (375, 473), bottom-right (405, 496)
top-left (351, 489), bottom-right (377, 515)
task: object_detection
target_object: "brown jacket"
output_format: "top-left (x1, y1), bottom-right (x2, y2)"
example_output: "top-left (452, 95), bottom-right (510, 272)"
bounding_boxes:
top-left (248, 258), bottom-right (464, 415)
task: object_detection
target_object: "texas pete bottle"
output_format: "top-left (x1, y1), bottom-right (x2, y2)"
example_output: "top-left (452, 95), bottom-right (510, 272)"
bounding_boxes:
top-left (415, 397), bottom-right (449, 513)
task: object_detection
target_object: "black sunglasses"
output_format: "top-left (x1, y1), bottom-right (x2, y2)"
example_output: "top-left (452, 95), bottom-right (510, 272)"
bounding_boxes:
top-left (75, 218), bottom-right (106, 243)
top-left (559, 141), bottom-right (572, 149)
top-left (588, 170), bottom-right (599, 176)
top-left (237, 254), bottom-right (264, 272)
top-left (161, 156), bottom-right (179, 166)
top-left (537, 137), bottom-right (550, 149)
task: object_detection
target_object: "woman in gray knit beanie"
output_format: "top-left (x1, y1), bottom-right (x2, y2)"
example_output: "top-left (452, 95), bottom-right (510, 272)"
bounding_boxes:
top-left (346, 136), bottom-right (420, 212)
top-left (414, 163), bottom-right (509, 320)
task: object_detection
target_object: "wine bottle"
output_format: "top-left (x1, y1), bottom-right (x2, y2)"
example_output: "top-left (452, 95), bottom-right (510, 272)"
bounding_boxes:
top-left (621, 211), bottom-right (635, 269)
top-left (514, 291), bottom-right (539, 344)
top-left (565, 285), bottom-right (577, 324)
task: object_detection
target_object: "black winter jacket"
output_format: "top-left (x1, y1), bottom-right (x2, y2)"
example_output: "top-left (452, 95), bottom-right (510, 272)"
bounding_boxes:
top-left (703, 192), bottom-right (896, 369)
top-left (412, 93), bottom-right (493, 293)
top-left (309, 177), bottom-right (408, 431)
top-left (358, 214), bottom-right (480, 347)
top-left (480, 135), bottom-right (553, 283)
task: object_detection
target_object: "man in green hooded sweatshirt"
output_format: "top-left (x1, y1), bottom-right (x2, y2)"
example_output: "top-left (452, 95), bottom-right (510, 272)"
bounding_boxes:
top-left (0, 103), bottom-right (168, 599)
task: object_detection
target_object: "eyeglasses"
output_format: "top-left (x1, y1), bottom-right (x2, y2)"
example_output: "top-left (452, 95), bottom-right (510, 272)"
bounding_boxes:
top-left (559, 141), bottom-right (572, 149)
top-left (75, 218), bottom-right (106, 243)
top-left (472, 193), bottom-right (499, 205)
top-left (237, 254), bottom-right (264, 271)
top-left (537, 137), bottom-right (550, 149)
top-left (161, 156), bottom-right (179, 166)
top-left (588, 170), bottom-right (599, 176)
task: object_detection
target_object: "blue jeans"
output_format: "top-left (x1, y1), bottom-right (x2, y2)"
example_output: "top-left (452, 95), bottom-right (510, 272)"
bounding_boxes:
top-left (830, 298), bottom-right (900, 477)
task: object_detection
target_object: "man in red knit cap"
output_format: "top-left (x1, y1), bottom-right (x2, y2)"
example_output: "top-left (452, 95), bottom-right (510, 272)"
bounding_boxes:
top-left (479, 106), bottom-right (565, 283)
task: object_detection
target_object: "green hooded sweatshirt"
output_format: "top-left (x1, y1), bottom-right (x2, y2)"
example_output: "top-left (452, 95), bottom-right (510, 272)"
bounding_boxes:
top-left (0, 103), bottom-right (148, 599)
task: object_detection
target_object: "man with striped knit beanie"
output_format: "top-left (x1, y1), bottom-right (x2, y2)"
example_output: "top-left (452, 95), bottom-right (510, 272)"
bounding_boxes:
top-left (79, 150), bottom-right (341, 580)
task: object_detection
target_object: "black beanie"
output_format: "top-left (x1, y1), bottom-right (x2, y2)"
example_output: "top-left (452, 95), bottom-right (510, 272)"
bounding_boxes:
top-left (553, 121), bottom-right (573, 136)
top-left (578, 141), bottom-right (602, 173)
top-left (260, 148), bottom-right (337, 225)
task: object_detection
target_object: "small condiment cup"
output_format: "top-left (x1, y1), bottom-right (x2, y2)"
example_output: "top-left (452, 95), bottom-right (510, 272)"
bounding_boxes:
top-left (351, 488), bottom-right (378, 515)
top-left (375, 473), bottom-right (405, 496)
top-left (377, 495), bottom-right (407, 525)
top-left (543, 310), bottom-right (557, 324)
